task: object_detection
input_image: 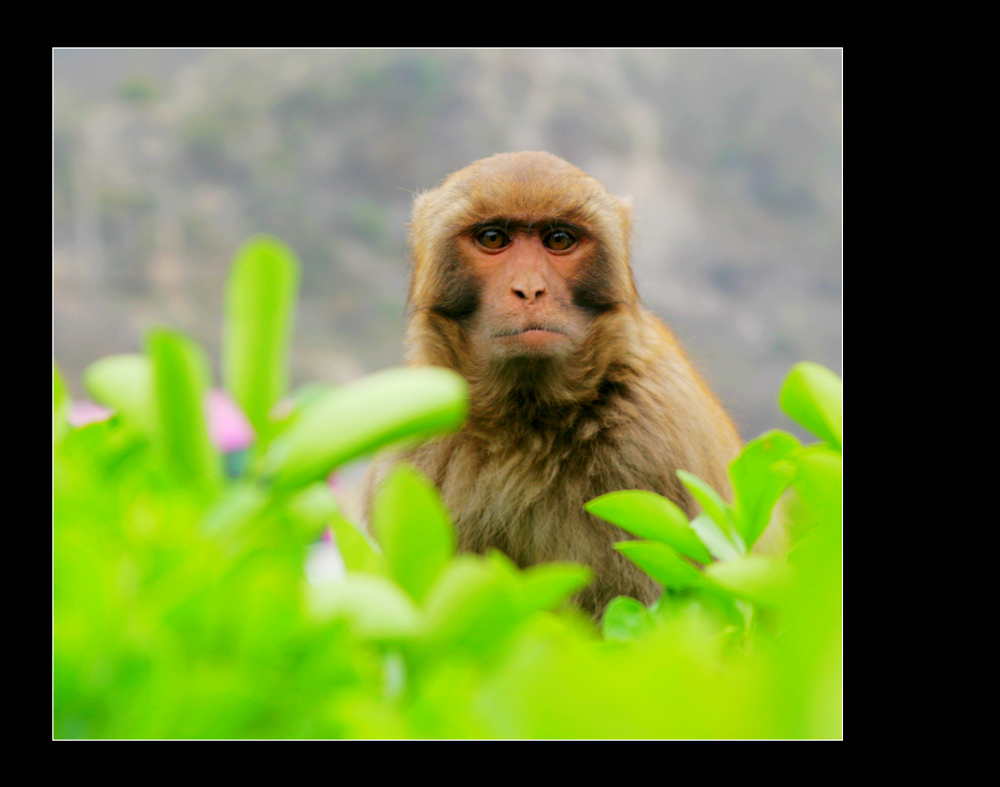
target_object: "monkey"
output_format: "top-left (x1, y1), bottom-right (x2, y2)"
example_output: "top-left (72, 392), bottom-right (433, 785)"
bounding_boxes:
top-left (365, 151), bottom-right (756, 617)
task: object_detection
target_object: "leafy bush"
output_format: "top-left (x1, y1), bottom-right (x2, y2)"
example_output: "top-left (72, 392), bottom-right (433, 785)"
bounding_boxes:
top-left (53, 237), bottom-right (842, 739)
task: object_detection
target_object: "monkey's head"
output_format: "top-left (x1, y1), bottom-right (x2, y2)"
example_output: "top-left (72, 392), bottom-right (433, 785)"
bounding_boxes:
top-left (406, 151), bottom-right (641, 410)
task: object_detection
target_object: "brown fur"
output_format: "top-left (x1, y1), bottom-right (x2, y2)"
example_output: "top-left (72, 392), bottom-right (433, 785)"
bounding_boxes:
top-left (366, 152), bottom-right (744, 616)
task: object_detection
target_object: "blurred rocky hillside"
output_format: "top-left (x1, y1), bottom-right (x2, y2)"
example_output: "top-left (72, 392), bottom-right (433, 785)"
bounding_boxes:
top-left (53, 48), bottom-right (842, 442)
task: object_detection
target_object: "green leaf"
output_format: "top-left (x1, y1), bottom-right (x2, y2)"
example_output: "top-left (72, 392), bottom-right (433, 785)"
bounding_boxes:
top-left (587, 490), bottom-right (712, 565)
top-left (704, 556), bottom-right (792, 606)
top-left (677, 470), bottom-right (744, 554)
top-left (222, 236), bottom-right (300, 450)
top-left (689, 513), bottom-right (743, 563)
top-left (786, 445), bottom-right (843, 543)
top-left (328, 513), bottom-right (386, 576)
top-left (260, 366), bottom-right (468, 490)
top-left (83, 354), bottom-right (156, 435)
top-left (779, 362), bottom-right (843, 450)
top-left (370, 463), bottom-right (455, 604)
top-left (422, 555), bottom-right (524, 656)
top-left (602, 595), bottom-right (655, 641)
top-left (308, 574), bottom-right (422, 641)
top-left (614, 540), bottom-right (704, 590)
top-left (729, 430), bottom-right (801, 549)
top-left (202, 481), bottom-right (269, 535)
top-left (518, 562), bottom-right (593, 614)
top-left (146, 329), bottom-right (221, 496)
top-left (54, 362), bottom-right (70, 441)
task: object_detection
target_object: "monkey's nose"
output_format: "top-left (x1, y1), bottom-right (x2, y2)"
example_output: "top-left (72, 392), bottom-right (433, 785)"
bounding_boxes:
top-left (512, 283), bottom-right (546, 302)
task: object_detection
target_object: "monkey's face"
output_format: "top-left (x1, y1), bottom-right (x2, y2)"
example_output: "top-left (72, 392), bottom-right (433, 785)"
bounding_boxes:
top-left (406, 152), bottom-right (639, 383)
top-left (458, 220), bottom-right (594, 364)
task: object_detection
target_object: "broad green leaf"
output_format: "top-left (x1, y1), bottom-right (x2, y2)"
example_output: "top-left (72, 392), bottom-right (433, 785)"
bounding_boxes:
top-left (422, 555), bottom-right (524, 656)
top-left (678, 470), bottom-right (744, 554)
top-left (308, 574), bottom-right (422, 641)
top-left (786, 445), bottom-right (843, 543)
top-left (83, 354), bottom-right (156, 435)
top-left (260, 366), bottom-right (468, 490)
top-left (283, 482), bottom-right (343, 544)
top-left (689, 513), bottom-right (743, 562)
top-left (602, 595), bottom-right (655, 641)
top-left (779, 362), bottom-right (842, 450)
top-left (328, 512), bottom-right (386, 575)
top-left (223, 236), bottom-right (300, 451)
top-left (370, 463), bottom-right (455, 604)
top-left (614, 540), bottom-right (704, 590)
top-left (147, 329), bottom-right (221, 496)
top-left (587, 490), bottom-right (712, 564)
top-left (202, 481), bottom-right (269, 535)
top-left (729, 430), bottom-right (801, 549)
top-left (705, 556), bottom-right (792, 606)
top-left (677, 470), bottom-right (733, 529)
top-left (518, 562), bottom-right (593, 614)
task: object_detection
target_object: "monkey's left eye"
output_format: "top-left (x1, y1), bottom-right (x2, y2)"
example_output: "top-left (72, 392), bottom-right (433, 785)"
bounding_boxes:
top-left (476, 228), bottom-right (510, 250)
top-left (543, 229), bottom-right (577, 251)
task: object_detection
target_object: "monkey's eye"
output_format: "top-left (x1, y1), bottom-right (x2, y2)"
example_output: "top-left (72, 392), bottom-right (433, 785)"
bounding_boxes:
top-left (476, 228), bottom-right (510, 250)
top-left (543, 229), bottom-right (577, 251)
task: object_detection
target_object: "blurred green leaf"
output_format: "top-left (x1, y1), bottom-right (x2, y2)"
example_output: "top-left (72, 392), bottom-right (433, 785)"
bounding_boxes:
top-left (786, 445), bottom-right (843, 544)
top-left (260, 366), bottom-right (467, 490)
top-left (779, 362), bottom-right (842, 450)
top-left (370, 463), bottom-right (455, 604)
top-left (328, 513), bottom-right (386, 576)
top-left (308, 574), bottom-right (422, 641)
top-left (203, 481), bottom-right (269, 535)
top-left (587, 490), bottom-right (712, 564)
top-left (704, 556), bottom-right (791, 606)
top-left (602, 595), bottom-right (655, 641)
top-left (422, 555), bottom-right (524, 657)
top-left (614, 540), bottom-right (703, 591)
top-left (54, 362), bottom-right (70, 441)
top-left (147, 329), bottom-right (221, 497)
top-left (518, 562), bottom-right (593, 615)
top-left (83, 354), bottom-right (156, 436)
top-left (729, 430), bottom-right (801, 549)
top-left (223, 236), bottom-right (300, 450)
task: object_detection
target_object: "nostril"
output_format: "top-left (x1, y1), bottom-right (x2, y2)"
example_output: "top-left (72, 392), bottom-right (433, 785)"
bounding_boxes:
top-left (513, 285), bottom-right (545, 301)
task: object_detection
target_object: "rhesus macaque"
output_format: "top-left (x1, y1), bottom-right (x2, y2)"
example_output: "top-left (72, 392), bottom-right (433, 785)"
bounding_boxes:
top-left (367, 151), bottom-right (756, 617)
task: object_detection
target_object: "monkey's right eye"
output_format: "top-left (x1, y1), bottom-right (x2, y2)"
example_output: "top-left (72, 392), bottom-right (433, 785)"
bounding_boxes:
top-left (476, 228), bottom-right (510, 250)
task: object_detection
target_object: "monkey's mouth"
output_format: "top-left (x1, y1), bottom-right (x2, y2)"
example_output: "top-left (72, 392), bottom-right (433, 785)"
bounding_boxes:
top-left (492, 324), bottom-right (570, 356)
top-left (493, 324), bottom-right (566, 338)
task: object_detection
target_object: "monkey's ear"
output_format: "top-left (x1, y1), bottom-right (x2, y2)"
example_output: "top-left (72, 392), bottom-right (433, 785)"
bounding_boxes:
top-left (616, 195), bottom-right (634, 237)
top-left (410, 190), bottom-right (432, 225)
top-left (408, 190), bottom-right (437, 247)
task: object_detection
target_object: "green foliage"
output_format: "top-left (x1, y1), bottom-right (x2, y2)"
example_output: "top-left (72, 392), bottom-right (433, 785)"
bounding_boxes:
top-left (369, 463), bottom-right (455, 605)
top-left (54, 236), bottom-right (841, 739)
top-left (223, 236), bottom-right (299, 453)
top-left (780, 361), bottom-right (843, 451)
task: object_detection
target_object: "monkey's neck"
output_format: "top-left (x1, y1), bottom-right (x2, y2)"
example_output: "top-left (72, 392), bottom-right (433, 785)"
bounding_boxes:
top-left (465, 354), bottom-right (626, 439)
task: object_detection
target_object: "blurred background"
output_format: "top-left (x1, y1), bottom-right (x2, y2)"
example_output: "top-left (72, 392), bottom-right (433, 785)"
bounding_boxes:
top-left (53, 48), bottom-right (842, 446)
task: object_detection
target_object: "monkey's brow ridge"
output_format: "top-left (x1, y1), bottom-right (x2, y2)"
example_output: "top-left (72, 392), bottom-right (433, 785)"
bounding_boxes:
top-left (465, 217), bottom-right (589, 236)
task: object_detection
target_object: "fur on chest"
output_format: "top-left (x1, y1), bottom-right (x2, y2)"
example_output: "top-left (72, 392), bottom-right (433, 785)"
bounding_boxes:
top-left (423, 425), bottom-right (660, 566)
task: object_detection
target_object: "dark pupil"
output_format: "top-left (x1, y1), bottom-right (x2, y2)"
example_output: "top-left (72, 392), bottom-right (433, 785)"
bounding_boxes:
top-left (547, 230), bottom-right (571, 249)
top-left (481, 229), bottom-right (506, 248)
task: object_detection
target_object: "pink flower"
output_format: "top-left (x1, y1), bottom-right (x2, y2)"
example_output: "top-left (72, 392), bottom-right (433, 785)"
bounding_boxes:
top-left (66, 390), bottom-right (255, 454)
top-left (68, 401), bottom-right (114, 427)
top-left (206, 390), bottom-right (255, 453)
